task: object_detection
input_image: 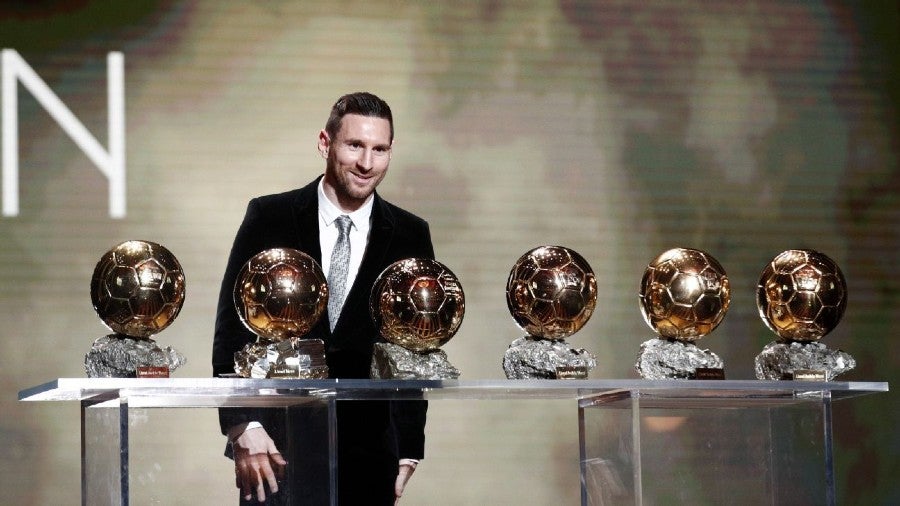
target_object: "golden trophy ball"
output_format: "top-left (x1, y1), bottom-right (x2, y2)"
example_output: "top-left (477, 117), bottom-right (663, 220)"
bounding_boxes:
top-left (756, 249), bottom-right (847, 342)
top-left (369, 258), bottom-right (465, 379)
top-left (754, 249), bottom-right (855, 380)
top-left (635, 247), bottom-right (730, 379)
top-left (232, 248), bottom-right (329, 378)
top-left (86, 240), bottom-right (186, 378)
top-left (503, 245), bottom-right (598, 379)
top-left (638, 247), bottom-right (731, 342)
top-left (506, 245), bottom-right (598, 341)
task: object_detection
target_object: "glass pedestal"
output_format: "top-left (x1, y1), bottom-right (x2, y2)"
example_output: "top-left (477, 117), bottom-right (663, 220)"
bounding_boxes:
top-left (579, 387), bottom-right (844, 505)
top-left (20, 379), bottom-right (887, 505)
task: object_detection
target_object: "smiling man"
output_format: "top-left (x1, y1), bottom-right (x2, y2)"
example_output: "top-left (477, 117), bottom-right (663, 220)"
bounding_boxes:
top-left (213, 92), bottom-right (433, 505)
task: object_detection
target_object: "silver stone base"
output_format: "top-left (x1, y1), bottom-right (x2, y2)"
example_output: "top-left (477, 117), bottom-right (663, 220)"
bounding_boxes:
top-left (754, 341), bottom-right (856, 381)
top-left (84, 334), bottom-right (186, 378)
top-left (370, 342), bottom-right (460, 379)
top-left (234, 338), bottom-right (329, 379)
top-left (502, 335), bottom-right (596, 379)
top-left (635, 338), bottom-right (724, 380)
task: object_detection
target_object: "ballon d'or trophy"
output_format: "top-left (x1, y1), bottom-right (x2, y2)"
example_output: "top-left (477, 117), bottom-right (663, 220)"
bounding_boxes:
top-left (86, 240), bottom-right (187, 378)
top-left (755, 249), bottom-right (855, 381)
top-left (370, 258), bottom-right (465, 379)
top-left (503, 245), bottom-right (598, 379)
top-left (233, 248), bottom-right (329, 379)
top-left (636, 247), bottom-right (730, 379)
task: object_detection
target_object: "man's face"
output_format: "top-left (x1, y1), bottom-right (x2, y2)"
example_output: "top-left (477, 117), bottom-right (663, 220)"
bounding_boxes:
top-left (319, 113), bottom-right (392, 212)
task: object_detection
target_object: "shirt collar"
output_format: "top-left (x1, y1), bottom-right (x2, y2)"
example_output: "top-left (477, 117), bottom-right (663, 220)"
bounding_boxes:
top-left (317, 177), bottom-right (374, 229)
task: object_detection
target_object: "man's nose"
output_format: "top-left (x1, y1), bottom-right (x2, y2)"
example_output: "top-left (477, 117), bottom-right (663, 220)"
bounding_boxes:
top-left (357, 149), bottom-right (374, 171)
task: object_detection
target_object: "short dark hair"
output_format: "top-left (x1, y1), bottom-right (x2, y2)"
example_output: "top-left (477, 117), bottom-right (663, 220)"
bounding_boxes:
top-left (324, 92), bottom-right (394, 141)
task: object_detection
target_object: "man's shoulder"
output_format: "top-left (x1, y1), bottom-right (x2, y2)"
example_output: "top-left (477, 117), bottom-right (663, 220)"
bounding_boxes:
top-left (250, 180), bottom-right (318, 210)
top-left (376, 195), bottom-right (428, 228)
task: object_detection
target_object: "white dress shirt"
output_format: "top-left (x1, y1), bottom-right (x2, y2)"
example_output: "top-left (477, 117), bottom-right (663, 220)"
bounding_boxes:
top-left (317, 178), bottom-right (373, 312)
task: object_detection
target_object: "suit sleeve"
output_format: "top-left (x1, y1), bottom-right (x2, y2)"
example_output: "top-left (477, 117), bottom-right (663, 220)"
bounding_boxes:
top-left (213, 198), bottom-right (273, 434)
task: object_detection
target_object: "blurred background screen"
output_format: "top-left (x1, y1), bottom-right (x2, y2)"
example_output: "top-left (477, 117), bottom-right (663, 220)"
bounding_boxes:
top-left (1, 1), bottom-right (897, 504)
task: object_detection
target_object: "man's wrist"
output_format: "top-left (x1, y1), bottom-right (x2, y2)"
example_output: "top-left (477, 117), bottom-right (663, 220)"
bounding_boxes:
top-left (227, 421), bottom-right (263, 442)
top-left (399, 458), bottom-right (419, 468)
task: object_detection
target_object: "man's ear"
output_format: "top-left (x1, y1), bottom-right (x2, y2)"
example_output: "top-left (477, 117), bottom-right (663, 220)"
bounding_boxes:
top-left (318, 130), bottom-right (330, 158)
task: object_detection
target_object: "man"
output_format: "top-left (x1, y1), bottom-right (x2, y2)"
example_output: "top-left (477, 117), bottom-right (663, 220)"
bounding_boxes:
top-left (213, 92), bottom-right (432, 505)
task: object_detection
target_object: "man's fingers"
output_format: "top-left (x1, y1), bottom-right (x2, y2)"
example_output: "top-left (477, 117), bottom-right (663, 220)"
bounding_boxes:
top-left (262, 454), bottom-right (281, 496)
top-left (255, 455), bottom-right (277, 500)
top-left (235, 452), bottom-right (283, 502)
top-left (236, 461), bottom-right (255, 501)
top-left (395, 462), bottom-right (417, 499)
top-left (232, 429), bottom-right (289, 502)
top-left (271, 453), bottom-right (287, 480)
top-left (255, 474), bottom-right (267, 503)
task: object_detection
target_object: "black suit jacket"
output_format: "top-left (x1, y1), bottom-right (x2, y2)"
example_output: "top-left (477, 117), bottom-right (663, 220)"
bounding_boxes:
top-left (213, 176), bottom-right (433, 461)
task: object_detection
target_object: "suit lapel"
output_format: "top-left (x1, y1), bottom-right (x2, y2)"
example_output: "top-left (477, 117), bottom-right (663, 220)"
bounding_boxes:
top-left (292, 178), bottom-right (323, 265)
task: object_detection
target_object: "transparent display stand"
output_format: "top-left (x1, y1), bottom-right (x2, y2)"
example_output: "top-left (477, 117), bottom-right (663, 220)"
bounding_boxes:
top-left (20, 379), bottom-right (887, 505)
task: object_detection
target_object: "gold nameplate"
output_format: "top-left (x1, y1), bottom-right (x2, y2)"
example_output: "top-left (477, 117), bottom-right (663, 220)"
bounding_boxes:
top-left (556, 365), bottom-right (589, 379)
top-left (787, 369), bottom-right (827, 381)
top-left (136, 366), bottom-right (169, 378)
top-left (693, 368), bottom-right (726, 380)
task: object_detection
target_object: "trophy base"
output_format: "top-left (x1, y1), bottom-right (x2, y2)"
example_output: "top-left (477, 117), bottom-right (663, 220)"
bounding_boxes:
top-left (370, 342), bottom-right (460, 380)
top-left (754, 340), bottom-right (855, 381)
top-left (502, 335), bottom-right (596, 379)
top-left (84, 334), bottom-right (186, 378)
top-left (634, 338), bottom-right (725, 380)
top-left (234, 338), bottom-right (329, 379)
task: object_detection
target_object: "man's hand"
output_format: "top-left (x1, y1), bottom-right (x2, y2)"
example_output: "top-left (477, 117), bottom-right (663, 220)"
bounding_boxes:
top-left (232, 426), bottom-right (287, 503)
top-left (394, 459), bottom-right (418, 505)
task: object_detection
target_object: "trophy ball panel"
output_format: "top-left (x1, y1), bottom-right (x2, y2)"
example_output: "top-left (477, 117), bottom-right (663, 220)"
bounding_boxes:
top-left (410, 277), bottom-right (445, 312)
top-left (771, 249), bottom-right (808, 274)
top-left (693, 293), bottom-right (724, 321)
top-left (264, 295), bottom-right (303, 321)
top-left (91, 240), bottom-right (186, 338)
top-left (233, 248), bottom-right (328, 341)
top-left (113, 241), bottom-right (153, 266)
top-left (817, 274), bottom-right (845, 306)
top-left (554, 288), bottom-right (588, 320)
top-left (786, 291), bottom-right (822, 322)
top-left (159, 271), bottom-right (183, 301)
top-left (532, 245), bottom-right (572, 269)
top-left (106, 266), bottom-right (140, 299)
top-left (132, 288), bottom-right (165, 319)
top-left (530, 269), bottom-right (564, 300)
top-left (669, 272), bottom-right (703, 305)
top-left (764, 273), bottom-right (794, 304)
top-left (154, 304), bottom-right (179, 328)
top-left (107, 301), bottom-right (134, 325)
top-left (817, 305), bottom-right (844, 331)
top-left (756, 249), bottom-right (847, 342)
top-left (649, 260), bottom-right (678, 286)
top-left (674, 249), bottom-right (708, 273)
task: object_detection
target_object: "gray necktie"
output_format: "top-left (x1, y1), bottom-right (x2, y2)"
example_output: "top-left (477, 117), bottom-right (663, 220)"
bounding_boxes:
top-left (327, 215), bottom-right (352, 330)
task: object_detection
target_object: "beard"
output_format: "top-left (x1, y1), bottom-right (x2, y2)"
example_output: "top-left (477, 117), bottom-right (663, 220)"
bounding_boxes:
top-left (324, 159), bottom-right (387, 210)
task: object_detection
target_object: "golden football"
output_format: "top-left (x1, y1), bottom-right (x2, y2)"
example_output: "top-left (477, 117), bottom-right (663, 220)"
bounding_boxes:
top-left (90, 240), bottom-right (185, 338)
top-left (756, 249), bottom-right (847, 342)
top-left (233, 248), bottom-right (328, 341)
top-left (506, 245), bottom-right (597, 340)
top-left (370, 258), bottom-right (465, 352)
top-left (638, 247), bottom-right (730, 342)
